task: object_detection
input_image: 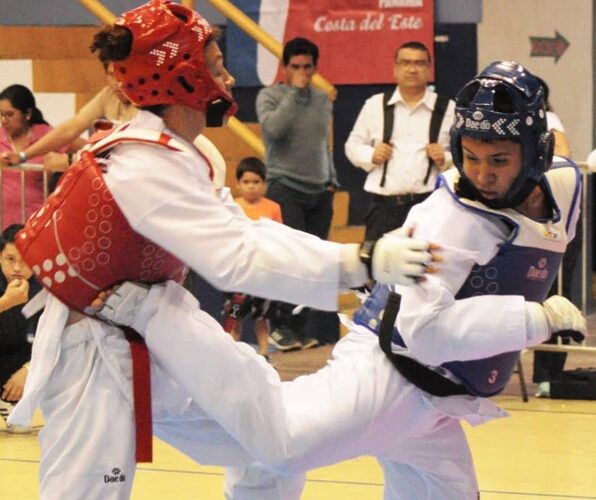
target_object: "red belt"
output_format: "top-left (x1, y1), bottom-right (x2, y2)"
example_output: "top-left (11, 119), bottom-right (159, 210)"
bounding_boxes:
top-left (122, 326), bottom-right (153, 463)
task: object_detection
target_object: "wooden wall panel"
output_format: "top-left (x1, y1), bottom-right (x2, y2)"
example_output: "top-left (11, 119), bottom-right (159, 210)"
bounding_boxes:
top-left (76, 91), bottom-right (99, 112)
top-left (33, 59), bottom-right (105, 93)
top-left (0, 26), bottom-right (100, 59)
top-left (203, 123), bottom-right (262, 161)
top-left (331, 191), bottom-right (349, 227)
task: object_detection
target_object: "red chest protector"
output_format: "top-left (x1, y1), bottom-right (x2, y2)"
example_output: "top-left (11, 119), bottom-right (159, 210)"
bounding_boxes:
top-left (16, 128), bottom-right (208, 314)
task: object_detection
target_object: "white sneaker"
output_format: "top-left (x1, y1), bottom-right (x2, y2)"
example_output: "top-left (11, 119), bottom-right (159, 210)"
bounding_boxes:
top-left (535, 381), bottom-right (551, 398)
top-left (0, 398), bottom-right (32, 434)
top-left (7, 423), bottom-right (32, 434)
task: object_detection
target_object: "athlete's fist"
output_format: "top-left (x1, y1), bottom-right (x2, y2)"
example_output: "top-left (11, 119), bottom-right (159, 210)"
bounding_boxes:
top-left (371, 227), bottom-right (440, 285)
top-left (543, 295), bottom-right (587, 343)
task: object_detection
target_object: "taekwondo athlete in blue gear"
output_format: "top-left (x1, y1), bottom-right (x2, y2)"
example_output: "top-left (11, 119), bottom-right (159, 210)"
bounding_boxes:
top-left (355, 60), bottom-right (585, 397)
top-left (97, 61), bottom-right (587, 500)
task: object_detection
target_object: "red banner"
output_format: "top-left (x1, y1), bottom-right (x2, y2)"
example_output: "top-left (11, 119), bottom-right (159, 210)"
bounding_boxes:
top-left (278, 0), bottom-right (434, 84)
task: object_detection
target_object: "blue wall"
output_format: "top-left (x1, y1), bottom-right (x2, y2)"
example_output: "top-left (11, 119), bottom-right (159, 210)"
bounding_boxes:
top-left (0, 0), bottom-right (226, 25)
top-left (0, 0), bottom-right (480, 26)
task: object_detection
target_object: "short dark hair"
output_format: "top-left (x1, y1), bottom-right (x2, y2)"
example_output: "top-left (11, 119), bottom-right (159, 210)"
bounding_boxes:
top-left (395, 41), bottom-right (431, 63)
top-left (90, 25), bottom-right (133, 66)
top-left (236, 157), bottom-right (267, 181)
top-left (0, 224), bottom-right (24, 253)
top-left (282, 37), bottom-right (319, 66)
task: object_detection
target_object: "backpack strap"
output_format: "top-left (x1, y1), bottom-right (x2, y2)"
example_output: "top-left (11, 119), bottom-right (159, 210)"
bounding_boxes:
top-left (379, 90), bottom-right (395, 188)
top-left (423, 94), bottom-right (450, 185)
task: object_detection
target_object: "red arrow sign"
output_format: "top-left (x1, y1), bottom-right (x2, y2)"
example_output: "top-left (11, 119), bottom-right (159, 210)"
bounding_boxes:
top-left (530, 31), bottom-right (569, 63)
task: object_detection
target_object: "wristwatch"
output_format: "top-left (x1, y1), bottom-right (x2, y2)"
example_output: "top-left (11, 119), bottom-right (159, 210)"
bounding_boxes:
top-left (359, 240), bottom-right (376, 280)
top-left (18, 151), bottom-right (27, 164)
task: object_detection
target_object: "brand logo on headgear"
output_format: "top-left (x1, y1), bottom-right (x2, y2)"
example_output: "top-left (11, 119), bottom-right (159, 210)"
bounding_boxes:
top-left (527, 257), bottom-right (548, 281)
top-left (465, 117), bottom-right (491, 131)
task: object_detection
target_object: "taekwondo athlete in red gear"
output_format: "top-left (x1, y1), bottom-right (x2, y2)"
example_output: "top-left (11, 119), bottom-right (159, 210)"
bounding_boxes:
top-left (9, 2), bottom-right (436, 498)
top-left (98, 61), bottom-right (586, 500)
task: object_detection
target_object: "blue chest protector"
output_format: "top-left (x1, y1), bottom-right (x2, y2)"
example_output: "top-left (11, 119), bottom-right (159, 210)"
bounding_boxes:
top-left (354, 162), bottom-right (580, 397)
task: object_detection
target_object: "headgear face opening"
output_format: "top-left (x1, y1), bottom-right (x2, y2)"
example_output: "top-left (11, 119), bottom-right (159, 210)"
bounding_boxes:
top-left (450, 61), bottom-right (554, 208)
top-left (113, 0), bottom-right (237, 125)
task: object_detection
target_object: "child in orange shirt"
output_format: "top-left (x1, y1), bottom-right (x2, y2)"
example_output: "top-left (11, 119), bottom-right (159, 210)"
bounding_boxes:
top-left (234, 157), bottom-right (282, 224)
top-left (227, 157), bottom-right (285, 359)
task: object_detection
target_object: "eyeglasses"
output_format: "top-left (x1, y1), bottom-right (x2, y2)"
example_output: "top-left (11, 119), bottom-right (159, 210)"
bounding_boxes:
top-left (289, 63), bottom-right (314, 70)
top-left (395, 59), bottom-right (429, 69)
top-left (0, 110), bottom-right (17, 119)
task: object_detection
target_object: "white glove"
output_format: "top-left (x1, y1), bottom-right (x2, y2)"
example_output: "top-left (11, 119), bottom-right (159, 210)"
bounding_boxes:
top-left (372, 227), bottom-right (432, 285)
top-left (97, 282), bottom-right (151, 328)
top-left (526, 297), bottom-right (587, 347)
top-left (543, 295), bottom-right (587, 342)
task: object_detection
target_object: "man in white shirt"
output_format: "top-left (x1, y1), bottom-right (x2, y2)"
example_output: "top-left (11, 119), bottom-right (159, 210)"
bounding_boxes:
top-left (345, 41), bottom-right (455, 240)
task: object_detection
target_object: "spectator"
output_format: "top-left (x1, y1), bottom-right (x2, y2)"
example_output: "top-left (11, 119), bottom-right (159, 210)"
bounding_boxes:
top-left (345, 41), bottom-right (455, 241)
top-left (0, 84), bottom-right (73, 227)
top-left (0, 224), bottom-right (42, 433)
top-left (532, 76), bottom-right (577, 397)
top-left (256, 37), bottom-right (338, 350)
top-left (234, 157), bottom-right (283, 224)
top-left (0, 58), bottom-right (137, 173)
top-left (226, 157), bottom-right (285, 358)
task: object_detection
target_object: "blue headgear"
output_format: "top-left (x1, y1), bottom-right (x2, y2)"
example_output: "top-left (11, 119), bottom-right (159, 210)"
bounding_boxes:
top-left (450, 61), bottom-right (554, 208)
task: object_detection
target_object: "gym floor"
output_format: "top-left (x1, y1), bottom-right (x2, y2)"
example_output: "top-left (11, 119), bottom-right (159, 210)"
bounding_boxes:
top-left (2, 322), bottom-right (596, 499)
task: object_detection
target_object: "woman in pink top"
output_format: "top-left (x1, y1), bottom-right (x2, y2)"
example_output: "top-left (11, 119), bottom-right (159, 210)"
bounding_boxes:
top-left (0, 85), bottom-right (66, 228)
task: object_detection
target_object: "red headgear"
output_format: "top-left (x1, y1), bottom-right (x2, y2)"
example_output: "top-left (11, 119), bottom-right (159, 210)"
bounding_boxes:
top-left (113, 0), bottom-right (237, 124)
top-left (16, 134), bottom-right (188, 315)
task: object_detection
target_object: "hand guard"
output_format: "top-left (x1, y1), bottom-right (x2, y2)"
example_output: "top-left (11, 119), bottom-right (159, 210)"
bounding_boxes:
top-left (543, 296), bottom-right (587, 343)
top-left (97, 282), bottom-right (150, 327)
top-left (369, 228), bottom-right (432, 285)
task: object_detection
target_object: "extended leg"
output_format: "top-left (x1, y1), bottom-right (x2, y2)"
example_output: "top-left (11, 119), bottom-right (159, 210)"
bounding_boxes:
top-left (136, 283), bottom-right (431, 473)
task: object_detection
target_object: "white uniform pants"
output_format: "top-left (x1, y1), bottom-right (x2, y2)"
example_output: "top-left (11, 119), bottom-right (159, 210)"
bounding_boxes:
top-left (38, 318), bottom-right (304, 500)
top-left (135, 282), bottom-right (506, 499)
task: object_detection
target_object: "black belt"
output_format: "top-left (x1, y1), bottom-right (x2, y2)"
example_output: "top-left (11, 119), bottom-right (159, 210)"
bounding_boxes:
top-left (379, 291), bottom-right (470, 398)
top-left (372, 192), bottom-right (431, 206)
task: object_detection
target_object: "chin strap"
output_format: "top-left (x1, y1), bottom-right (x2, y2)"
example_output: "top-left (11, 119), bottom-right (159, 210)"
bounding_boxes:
top-left (206, 98), bottom-right (234, 127)
top-left (456, 173), bottom-right (540, 210)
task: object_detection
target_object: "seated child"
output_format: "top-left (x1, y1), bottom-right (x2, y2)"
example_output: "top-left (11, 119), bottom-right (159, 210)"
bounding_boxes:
top-left (0, 224), bottom-right (42, 433)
